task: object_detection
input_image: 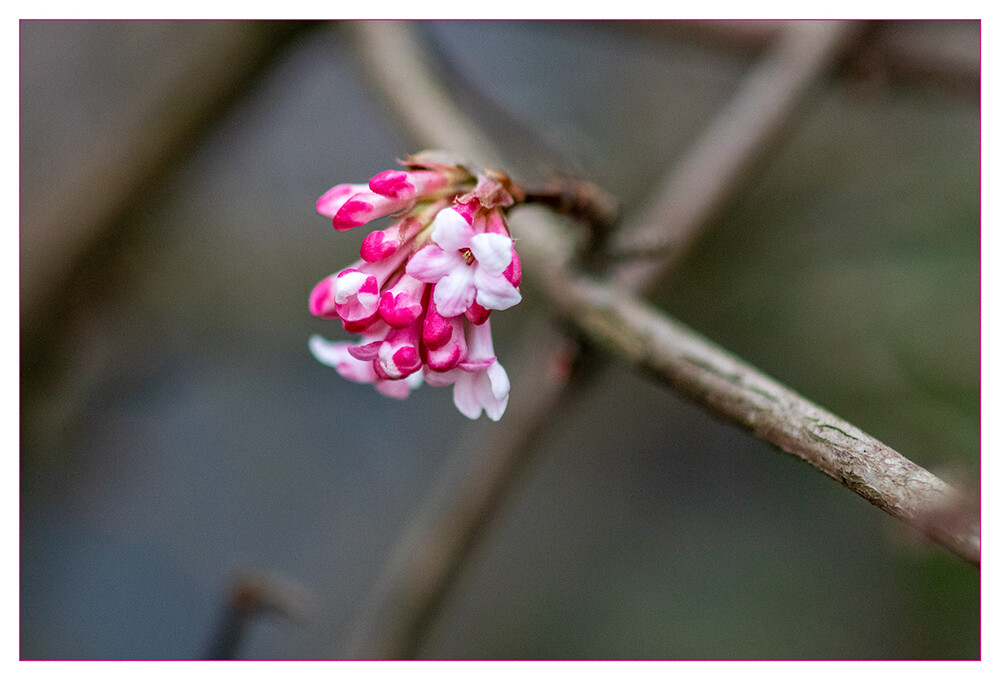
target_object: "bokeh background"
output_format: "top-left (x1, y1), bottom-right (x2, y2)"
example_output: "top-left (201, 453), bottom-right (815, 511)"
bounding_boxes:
top-left (20, 20), bottom-right (979, 659)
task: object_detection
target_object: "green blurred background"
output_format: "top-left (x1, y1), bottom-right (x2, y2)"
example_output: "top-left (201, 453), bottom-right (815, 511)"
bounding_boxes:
top-left (20, 20), bottom-right (979, 659)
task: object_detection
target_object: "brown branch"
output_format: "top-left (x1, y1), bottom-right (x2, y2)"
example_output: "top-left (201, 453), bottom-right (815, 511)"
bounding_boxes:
top-left (516, 212), bottom-right (980, 565)
top-left (346, 21), bottom-right (504, 169)
top-left (204, 569), bottom-right (315, 660)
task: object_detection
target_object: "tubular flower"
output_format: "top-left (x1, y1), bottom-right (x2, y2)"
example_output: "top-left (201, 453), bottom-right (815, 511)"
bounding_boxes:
top-left (308, 153), bottom-right (524, 420)
top-left (422, 319), bottom-right (510, 421)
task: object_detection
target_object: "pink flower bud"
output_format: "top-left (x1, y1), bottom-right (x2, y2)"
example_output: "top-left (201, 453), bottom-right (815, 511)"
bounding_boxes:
top-left (309, 277), bottom-right (337, 319)
top-left (360, 216), bottom-right (421, 263)
top-left (316, 183), bottom-right (367, 219)
top-left (368, 169), bottom-right (449, 200)
top-left (464, 302), bottom-right (491, 325)
top-left (375, 322), bottom-right (423, 380)
top-left (422, 294), bottom-right (455, 349)
top-left (332, 192), bottom-right (410, 231)
top-left (379, 273), bottom-right (426, 329)
top-left (331, 269), bottom-right (380, 324)
top-left (421, 296), bottom-right (467, 372)
top-left (309, 333), bottom-right (422, 400)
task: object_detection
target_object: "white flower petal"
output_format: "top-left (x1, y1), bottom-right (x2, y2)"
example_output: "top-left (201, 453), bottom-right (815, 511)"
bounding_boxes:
top-left (469, 233), bottom-right (513, 274)
top-left (452, 372), bottom-right (483, 419)
top-left (308, 334), bottom-right (347, 367)
top-left (308, 335), bottom-right (377, 383)
top-left (473, 268), bottom-right (521, 311)
top-left (430, 208), bottom-right (475, 251)
top-left (406, 245), bottom-right (464, 283)
top-left (334, 270), bottom-right (368, 302)
top-left (433, 267), bottom-right (477, 317)
top-left (486, 361), bottom-right (510, 402)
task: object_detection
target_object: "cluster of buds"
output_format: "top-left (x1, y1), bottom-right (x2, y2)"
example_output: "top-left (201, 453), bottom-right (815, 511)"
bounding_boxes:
top-left (308, 153), bottom-right (524, 421)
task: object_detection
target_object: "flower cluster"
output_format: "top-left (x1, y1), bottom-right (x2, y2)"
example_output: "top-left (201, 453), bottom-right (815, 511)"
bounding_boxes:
top-left (308, 153), bottom-right (523, 421)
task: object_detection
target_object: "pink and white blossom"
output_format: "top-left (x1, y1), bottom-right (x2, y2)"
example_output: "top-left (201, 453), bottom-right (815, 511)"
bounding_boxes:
top-left (420, 293), bottom-right (467, 372)
top-left (368, 169), bottom-right (449, 201)
top-left (360, 216), bottom-right (421, 263)
top-left (315, 183), bottom-right (368, 220)
top-left (423, 319), bottom-right (509, 421)
top-left (374, 321), bottom-right (424, 380)
top-left (309, 248), bottom-right (411, 329)
top-left (325, 189), bottom-right (413, 232)
top-left (378, 272), bottom-right (427, 329)
top-left (406, 207), bottom-right (521, 317)
top-left (309, 156), bottom-right (524, 421)
top-left (317, 168), bottom-right (452, 232)
top-left (308, 334), bottom-right (421, 399)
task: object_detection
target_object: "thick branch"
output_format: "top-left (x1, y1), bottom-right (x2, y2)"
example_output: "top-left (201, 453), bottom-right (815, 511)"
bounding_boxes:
top-left (515, 210), bottom-right (980, 566)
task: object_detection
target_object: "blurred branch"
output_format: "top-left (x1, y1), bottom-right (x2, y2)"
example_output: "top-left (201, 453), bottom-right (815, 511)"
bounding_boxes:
top-left (348, 21), bottom-right (504, 169)
top-left (612, 20), bottom-right (861, 291)
top-left (629, 20), bottom-right (979, 98)
top-left (848, 21), bottom-right (980, 98)
top-left (341, 18), bottom-right (977, 660)
top-left (344, 320), bottom-right (584, 659)
top-left (21, 21), bottom-right (308, 356)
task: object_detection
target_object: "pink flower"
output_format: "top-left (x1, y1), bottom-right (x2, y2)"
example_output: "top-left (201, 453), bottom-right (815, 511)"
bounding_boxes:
top-left (423, 319), bottom-right (510, 421)
top-left (375, 322), bottom-right (424, 380)
top-left (406, 207), bottom-right (521, 318)
top-left (309, 268), bottom-right (379, 325)
top-left (360, 216), bottom-right (422, 263)
top-left (368, 169), bottom-right (449, 201)
top-left (308, 334), bottom-right (422, 399)
top-left (308, 155), bottom-right (524, 421)
top-left (420, 293), bottom-right (467, 372)
top-left (310, 248), bottom-right (411, 329)
top-left (378, 272), bottom-right (427, 329)
top-left (317, 169), bottom-right (451, 232)
top-left (315, 183), bottom-right (368, 220)
top-left (342, 318), bottom-right (423, 381)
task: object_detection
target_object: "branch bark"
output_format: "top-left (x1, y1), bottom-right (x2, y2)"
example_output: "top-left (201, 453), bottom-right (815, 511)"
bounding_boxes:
top-left (517, 212), bottom-right (980, 565)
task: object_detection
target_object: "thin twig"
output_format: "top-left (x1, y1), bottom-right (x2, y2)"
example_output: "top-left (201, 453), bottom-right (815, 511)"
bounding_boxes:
top-left (347, 21), bottom-right (503, 169)
top-left (629, 20), bottom-right (980, 100)
top-left (204, 569), bottom-right (315, 660)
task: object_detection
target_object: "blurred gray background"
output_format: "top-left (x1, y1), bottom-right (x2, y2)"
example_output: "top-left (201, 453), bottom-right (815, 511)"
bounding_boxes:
top-left (20, 20), bottom-right (979, 659)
